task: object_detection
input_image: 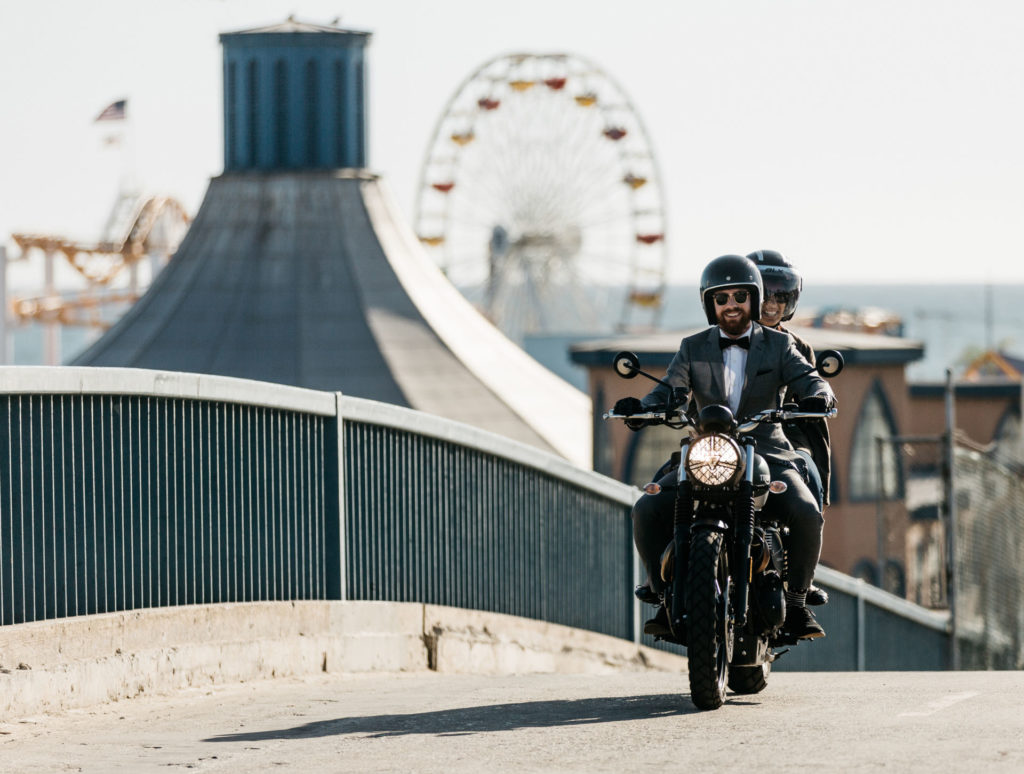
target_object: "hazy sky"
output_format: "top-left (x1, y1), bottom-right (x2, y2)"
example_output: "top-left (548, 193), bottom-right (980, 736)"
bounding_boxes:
top-left (2, 0), bottom-right (1021, 285)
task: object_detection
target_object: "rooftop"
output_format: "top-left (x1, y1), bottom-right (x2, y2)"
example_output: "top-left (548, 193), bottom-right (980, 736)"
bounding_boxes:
top-left (221, 16), bottom-right (371, 38)
top-left (569, 324), bottom-right (925, 368)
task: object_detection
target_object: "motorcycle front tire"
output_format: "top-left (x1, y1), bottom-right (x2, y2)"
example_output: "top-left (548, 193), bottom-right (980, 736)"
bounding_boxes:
top-left (686, 529), bottom-right (729, 710)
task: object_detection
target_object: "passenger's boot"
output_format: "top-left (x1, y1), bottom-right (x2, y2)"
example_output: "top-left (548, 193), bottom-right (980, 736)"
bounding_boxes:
top-left (806, 584), bottom-right (829, 606)
top-left (782, 589), bottom-right (825, 640)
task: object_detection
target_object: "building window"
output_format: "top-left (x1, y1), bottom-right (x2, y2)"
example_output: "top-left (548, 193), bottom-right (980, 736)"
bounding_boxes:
top-left (246, 59), bottom-right (259, 168)
top-left (333, 59), bottom-right (347, 166)
top-left (274, 59), bottom-right (288, 167)
top-left (354, 57), bottom-right (365, 164)
top-left (305, 59), bottom-right (320, 166)
top-left (851, 558), bottom-right (878, 586)
top-left (848, 380), bottom-right (902, 501)
top-left (226, 62), bottom-right (237, 169)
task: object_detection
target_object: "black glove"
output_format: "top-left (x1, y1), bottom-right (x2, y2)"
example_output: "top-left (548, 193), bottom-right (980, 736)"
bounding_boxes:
top-left (613, 397), bottom-right (644, 416)
top-left (799, 394), bottom-right (835, 413)
top-left (612, 397), bottom-right (648, 432)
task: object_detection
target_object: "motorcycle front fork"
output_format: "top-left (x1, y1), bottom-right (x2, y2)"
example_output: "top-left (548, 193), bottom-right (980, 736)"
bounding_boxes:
top-left (668, 481), bottom-right (692, 639)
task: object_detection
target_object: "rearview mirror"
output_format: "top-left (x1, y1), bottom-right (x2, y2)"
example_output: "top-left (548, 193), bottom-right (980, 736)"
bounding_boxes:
top-left (612, 351), bottom-right (640, 379)
top-left (816, 349), bottom-right (844, 378)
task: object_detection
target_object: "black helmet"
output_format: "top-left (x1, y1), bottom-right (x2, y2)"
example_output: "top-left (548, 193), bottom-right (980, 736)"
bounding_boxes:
top-left (699, 254), bottom-right (763, 325)
top-left (746, 249), bottom-right (802, 322)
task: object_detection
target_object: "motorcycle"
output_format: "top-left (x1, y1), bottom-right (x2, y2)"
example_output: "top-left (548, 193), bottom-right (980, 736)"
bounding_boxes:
top-left (605, 349), bottom-right (843, 710)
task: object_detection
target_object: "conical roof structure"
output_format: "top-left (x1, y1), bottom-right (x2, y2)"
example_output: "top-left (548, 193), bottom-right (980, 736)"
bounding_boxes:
top-left (74, 20), bottom-right (591, 467)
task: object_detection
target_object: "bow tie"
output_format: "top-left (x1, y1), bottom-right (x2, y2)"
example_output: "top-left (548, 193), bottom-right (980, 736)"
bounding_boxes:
top-left (719, 336), bottom-right (750, 350)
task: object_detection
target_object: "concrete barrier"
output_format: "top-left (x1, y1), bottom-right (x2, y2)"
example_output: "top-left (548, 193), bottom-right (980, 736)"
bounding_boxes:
top-left (0, 602), bottom-right (685, 719)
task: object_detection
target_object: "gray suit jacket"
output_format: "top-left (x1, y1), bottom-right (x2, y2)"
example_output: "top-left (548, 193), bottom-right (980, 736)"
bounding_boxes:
top-left (641, 324), bottom-right (835, 464)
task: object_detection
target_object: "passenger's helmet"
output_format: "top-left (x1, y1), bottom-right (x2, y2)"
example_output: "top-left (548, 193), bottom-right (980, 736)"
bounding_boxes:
top-left (746, 249), bottom-right (802, 322)
top-left (699, 254), bottom-right (763, 325)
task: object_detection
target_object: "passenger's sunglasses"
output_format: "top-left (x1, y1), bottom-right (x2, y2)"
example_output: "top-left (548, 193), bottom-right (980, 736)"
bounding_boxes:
top-left (764, 290), bottom-right (795, 305)
top-left (713, 290), bottom-right (749, 306)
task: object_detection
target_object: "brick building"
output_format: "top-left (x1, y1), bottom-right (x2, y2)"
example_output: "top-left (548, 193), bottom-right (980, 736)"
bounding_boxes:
top-left (571, 327), bottom-right (1022, 604)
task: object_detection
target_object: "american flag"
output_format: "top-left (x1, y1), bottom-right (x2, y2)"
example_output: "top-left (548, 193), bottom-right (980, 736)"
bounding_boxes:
top-left (94, 99), bottom-right (127, 122)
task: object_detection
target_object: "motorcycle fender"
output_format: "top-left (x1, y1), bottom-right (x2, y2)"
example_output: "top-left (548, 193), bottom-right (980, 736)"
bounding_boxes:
top-left (691, 518), bottom-right (729, 532)
top-left (767, 527), bottom-right (786, 574)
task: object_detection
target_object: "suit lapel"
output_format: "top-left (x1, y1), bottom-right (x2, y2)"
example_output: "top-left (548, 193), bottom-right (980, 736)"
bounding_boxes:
top-left (737, 324), bottom-right (765, 417)
top-left (705, 328), bottom-right (727, 402)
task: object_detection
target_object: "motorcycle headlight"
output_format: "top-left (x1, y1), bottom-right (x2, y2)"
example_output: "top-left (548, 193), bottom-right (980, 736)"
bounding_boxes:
top-left (684, 434), bottom-right (744, 487)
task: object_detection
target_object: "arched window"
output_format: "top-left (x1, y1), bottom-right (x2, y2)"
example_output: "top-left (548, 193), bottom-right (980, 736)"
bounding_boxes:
top-left (848, 380), bottom-right (902, 501)
top-left (593, 385), bottom-right (614, 476)
top-left (851, 558), bottom-right (878, 586)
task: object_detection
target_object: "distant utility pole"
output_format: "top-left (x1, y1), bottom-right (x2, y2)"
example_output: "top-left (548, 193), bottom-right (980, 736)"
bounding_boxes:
top-left (944, 368), bottom-right (959, 670)
top-left (984, 282), bottom-right (994, 352)
top-left (0, 244), bottom-right (7, 364)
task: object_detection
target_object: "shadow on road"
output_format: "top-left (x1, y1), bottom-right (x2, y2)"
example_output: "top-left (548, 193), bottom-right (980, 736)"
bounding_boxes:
top-left (204, 694), bottom-right (708, 741)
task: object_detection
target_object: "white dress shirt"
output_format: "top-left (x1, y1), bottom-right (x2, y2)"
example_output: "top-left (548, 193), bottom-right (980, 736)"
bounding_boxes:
top-left (719, 325), bottom-right (752, 415)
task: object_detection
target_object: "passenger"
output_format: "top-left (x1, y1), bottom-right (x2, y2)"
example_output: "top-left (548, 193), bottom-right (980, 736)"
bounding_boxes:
top-left (748, 249), bottom-right (832, 606)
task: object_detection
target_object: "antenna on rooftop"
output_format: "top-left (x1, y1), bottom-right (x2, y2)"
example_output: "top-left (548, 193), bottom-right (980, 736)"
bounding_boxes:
top-left (984, 281), bottom-right (993, 352)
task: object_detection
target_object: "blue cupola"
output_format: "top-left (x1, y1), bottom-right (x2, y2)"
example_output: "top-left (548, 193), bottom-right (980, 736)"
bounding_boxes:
top-left (220, 17), bottom-right (371, 171)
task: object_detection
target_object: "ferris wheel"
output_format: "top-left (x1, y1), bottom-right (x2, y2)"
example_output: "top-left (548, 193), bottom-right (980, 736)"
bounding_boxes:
top-left (415, 52), bottom-right (669, 342)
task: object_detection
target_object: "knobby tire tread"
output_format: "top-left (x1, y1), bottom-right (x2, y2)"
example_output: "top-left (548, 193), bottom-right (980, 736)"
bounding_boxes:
top-left (686, 530), bottom-right (726, 710)
top-left (727, 664), bottom-right (770, 695)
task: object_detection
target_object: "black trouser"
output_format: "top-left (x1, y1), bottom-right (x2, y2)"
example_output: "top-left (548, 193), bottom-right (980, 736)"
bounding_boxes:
top-left (632, 464), bottom-right (823, 594)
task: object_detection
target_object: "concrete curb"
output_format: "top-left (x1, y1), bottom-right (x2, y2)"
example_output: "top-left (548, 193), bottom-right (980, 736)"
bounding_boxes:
top-left (0, 602), bottom-right (685, 719)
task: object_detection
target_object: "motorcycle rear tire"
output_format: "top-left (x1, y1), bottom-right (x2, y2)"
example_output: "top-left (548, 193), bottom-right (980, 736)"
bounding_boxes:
top-left (727, 662), bottom-right (770, 695)
top-left (686, 530), bottom-right (729, 711)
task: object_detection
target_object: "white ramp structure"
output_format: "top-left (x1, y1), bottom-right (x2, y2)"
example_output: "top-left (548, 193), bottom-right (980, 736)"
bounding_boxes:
top-left (73, 19), bottom-right (591, 467)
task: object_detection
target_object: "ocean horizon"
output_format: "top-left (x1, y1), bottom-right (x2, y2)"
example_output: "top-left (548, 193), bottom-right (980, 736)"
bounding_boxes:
top-left (6, 283), bottom-right (1023, 385)
top-left (659, 283), bottom-right (1024, 383)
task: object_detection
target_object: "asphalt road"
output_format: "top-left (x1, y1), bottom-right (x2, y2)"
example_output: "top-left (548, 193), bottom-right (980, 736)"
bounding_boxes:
top-left (2, 670), bottom-right (1022, 773)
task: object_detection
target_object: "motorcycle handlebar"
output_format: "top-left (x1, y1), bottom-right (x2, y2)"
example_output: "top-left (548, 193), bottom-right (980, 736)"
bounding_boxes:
top-left (736, 407), bottom-right (837, 432)
top-left (602, 407), bottom-right (837, 427)
top-left (602, 410), bottom-right (687, 422)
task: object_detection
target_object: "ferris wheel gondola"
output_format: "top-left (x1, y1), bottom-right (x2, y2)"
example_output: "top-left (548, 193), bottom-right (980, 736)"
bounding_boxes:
top-left (415, 52), bottom-right (669, 342)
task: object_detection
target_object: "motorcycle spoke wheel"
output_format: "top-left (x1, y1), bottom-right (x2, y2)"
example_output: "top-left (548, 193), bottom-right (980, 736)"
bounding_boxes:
top-left (686, 530), bottom-right (729, 710)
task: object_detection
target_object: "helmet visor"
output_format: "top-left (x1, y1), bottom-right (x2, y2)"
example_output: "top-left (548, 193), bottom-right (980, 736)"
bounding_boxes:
top-left (760, 267), bottom-right (800, 319)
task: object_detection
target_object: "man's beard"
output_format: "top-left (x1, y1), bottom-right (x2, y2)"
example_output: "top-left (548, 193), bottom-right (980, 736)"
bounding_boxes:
top-left (717, 308), bottom-right (751, 337)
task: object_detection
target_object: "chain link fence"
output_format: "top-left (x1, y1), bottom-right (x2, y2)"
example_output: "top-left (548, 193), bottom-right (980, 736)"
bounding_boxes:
top-left (883, 432), bottom-right (1024, 669)
top-left (887, 436), bottom-right (946, 608)
top-left (952, 448), bottom-right (1024, 669)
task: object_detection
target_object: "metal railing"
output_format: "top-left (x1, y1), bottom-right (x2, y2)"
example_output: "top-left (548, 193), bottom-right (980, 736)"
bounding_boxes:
top-left (1, 367), bottom-right (954, 666)
top-left (338, 401), bottom-right (633, 637)
top-left (0, 368), bottom-right (636, 640)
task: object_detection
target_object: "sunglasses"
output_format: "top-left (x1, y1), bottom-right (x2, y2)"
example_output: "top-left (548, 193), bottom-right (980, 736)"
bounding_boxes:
top-left (763, 290), bottom-right (795, 304)
top-left (713, 290), bottom-right (749, 306)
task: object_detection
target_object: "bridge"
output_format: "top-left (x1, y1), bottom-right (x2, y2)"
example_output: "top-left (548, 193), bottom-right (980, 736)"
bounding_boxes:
top-left (1, 367), bottom-right (954, 708)
top-left (3, 669), bottom-right (1022, 771)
